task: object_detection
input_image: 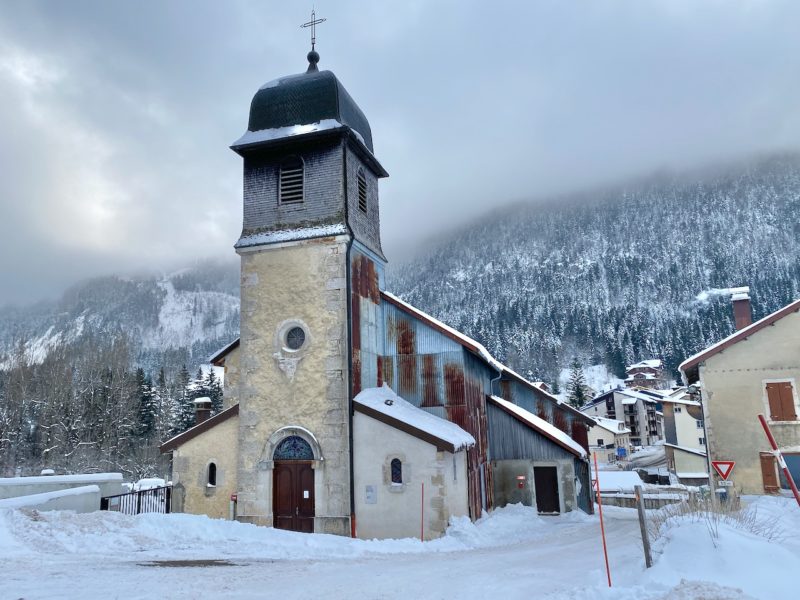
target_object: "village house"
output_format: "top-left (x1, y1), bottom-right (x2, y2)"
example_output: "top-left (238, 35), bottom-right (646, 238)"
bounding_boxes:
top-left (580, 388), bottom-right (663, 448)
top-left (160, 49), bottom-right (594, 538)
top-left (680, 291), bottom-right (800, 494)
top-left (624, 359), bottom-right (668, 390)
top-left (587, 416), bottom-right (631, 464)
top-left (657, 388), bottom-right (709, 486)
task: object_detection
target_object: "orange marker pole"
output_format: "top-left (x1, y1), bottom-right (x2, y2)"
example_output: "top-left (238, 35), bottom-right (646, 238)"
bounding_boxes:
top-left (593, 452), bottom-right (612, 587)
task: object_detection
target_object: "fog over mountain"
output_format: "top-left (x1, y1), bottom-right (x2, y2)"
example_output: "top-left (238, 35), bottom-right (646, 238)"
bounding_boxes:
top-left (1, 155), bottom-right (797, 387)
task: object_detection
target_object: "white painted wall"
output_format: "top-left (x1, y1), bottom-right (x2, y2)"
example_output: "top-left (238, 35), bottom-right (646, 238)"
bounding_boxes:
top-left (353, 412), bottom-right (469, 540)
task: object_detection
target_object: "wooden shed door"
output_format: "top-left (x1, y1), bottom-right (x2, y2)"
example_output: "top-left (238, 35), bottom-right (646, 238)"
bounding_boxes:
top-left (760, 453), bottom-right (779, 493)
top-left (273, 461), bottom-right (315, 532)
top-left (534, 466), bottom-right (560, 514)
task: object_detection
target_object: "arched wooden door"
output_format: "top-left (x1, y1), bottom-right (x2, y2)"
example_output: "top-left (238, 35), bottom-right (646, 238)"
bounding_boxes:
top-left (272, 436), bottom-right (315, 533)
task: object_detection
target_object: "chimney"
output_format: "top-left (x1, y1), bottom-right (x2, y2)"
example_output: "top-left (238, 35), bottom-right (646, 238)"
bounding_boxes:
top-left (193, 397), bottom-right (212, 425)
top-left (730, 287), bottom-right (752, 330)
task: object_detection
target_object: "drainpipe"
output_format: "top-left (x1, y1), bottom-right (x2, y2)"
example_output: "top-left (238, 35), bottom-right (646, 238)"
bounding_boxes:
top-left (343, 139), bottom-right (357, 537)
top-left (489, 366), bottom-right (503, 399)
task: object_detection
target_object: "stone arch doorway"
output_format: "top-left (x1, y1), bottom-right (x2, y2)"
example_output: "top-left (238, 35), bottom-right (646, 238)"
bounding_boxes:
top-left (272, 435), bottom-right (315, 532)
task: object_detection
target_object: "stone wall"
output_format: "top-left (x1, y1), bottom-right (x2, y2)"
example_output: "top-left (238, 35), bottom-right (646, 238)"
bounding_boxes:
top-left (236, 235), bottom-right (351, 534)
top-left (171, 414), bottom-right (239, 519)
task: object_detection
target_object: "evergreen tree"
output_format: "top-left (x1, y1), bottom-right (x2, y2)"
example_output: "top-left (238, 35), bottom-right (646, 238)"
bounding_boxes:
top-left (174, 364), bottom-right (195, 433)
top-left (567, 357), bottom-right (588, 408)
top-left (134, 368), bottom-right (156, 438)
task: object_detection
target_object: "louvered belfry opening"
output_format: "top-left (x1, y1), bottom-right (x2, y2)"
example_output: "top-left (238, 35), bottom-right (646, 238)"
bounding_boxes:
top-left (357, 168), bottom-right (367, 213)
top-left (280, 156), bottom-right (304, 204)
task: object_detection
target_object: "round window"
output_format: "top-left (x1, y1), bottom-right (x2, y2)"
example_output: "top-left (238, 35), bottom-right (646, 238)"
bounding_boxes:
top-left (285, 326), bottom-right (306, 351)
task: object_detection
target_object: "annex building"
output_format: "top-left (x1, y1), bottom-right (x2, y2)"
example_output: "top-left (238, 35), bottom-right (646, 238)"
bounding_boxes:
top-left (161, 49), bottom-right (593, 539)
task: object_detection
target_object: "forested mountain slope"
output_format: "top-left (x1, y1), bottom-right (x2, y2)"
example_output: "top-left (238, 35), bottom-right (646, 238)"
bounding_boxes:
top-left (387, 155), bottom-right (800, 384)
top-left (0, 261), bottom-right (239, 375)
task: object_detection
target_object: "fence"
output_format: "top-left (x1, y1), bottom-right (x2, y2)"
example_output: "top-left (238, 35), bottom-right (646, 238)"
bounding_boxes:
top-left (101, 485), bottom-right (172, 516)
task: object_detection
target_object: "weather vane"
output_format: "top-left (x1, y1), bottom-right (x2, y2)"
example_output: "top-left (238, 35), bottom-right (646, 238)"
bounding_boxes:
top-left (301, 9), bottom-right (326, 52)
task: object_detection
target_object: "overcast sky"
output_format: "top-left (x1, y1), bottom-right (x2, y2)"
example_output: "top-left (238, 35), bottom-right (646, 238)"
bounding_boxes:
top-left (1, 1), bottom-right (799, 306)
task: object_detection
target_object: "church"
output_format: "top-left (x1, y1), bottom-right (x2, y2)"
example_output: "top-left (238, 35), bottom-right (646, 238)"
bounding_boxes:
top-left (161, 47), bottom-right (594, 540)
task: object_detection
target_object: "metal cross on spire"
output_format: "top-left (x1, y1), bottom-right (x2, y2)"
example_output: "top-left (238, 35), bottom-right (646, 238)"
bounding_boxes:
top-left (301, 9), bottom-right (326, 51)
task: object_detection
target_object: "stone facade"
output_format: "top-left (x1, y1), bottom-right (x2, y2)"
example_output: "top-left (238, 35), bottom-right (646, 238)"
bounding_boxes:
top-left (170, 414), bottom-right (239, 519)
top-left (219, 345), bottom-right (241, 410)
top-left (235, 235), bottom-right (351, 534)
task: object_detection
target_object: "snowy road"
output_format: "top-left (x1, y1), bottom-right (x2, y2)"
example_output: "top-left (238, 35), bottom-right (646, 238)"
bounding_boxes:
top-left (1, 500), bottom-right (795, 599)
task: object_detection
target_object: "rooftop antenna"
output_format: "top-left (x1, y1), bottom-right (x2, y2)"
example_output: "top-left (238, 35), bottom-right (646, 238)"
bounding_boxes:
top-left (301, 9), bottom-right (327, 72)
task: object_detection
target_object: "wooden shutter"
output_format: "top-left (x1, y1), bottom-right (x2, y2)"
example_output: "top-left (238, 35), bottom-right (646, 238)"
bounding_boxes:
top-left (760, 452), bottom-right (779, 493)
top-left (766, 382), bottom-right (796, 421)
top-left (779, 382), bottom-right (797, 421)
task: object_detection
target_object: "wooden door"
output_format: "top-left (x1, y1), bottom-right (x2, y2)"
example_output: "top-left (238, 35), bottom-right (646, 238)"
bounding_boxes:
top-left (273, 461), bottom-right (315, 532)
top-left (760, 452), bottom-right (779, 493)
top-left (534, 466), bottom-right (560, 514)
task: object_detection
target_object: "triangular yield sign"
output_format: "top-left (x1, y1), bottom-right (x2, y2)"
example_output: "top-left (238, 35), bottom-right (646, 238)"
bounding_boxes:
top-left (711, 460), bottom-right (735, 480)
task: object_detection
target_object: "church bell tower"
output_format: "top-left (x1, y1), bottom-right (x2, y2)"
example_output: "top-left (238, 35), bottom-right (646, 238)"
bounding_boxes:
top-left (230, 47), bottom-right (388, 535)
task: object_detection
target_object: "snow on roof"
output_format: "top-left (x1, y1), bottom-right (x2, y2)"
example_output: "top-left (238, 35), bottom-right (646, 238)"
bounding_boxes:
top-left (354, 385), bottom-right (475, 452)
top-left (618, 389), bottom-right (661, 404)
top-left (231, 118), bottom-right (347, 148)
top-left (591, 416), bottom-right (631, 435)
top-left (626, 373), bottom-right (656, 380)
top-left (192, 397), bottom-right (211, 405)
top-left (679, 298), bottom-right (800, 380)
top-left (489, 396), bottom-right (587, 458)
top-left (236, 224), bottom-right (348, 249)
top-left (664, 443), bottom-right (707, 458)
top-left (0, 485), bottom-right (100, 509)
top-left (0, 473), bottom-right (122, 487)
top-left (209, 338), bottom-right (240, 364)
top-left (659, 397), bottom-right (701, 407)
top-left (381, 291), bottom-right (505, 373)
top-left (626, 359), bottom-right (662, 371)
top-left (622, 398), bottom-right (637, 405)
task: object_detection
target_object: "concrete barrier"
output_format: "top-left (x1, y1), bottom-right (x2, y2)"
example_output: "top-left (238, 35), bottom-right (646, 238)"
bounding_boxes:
top-left (0, 473), bottom-right (124, 500)
top-left (0, 485), bottom-right (101, 512)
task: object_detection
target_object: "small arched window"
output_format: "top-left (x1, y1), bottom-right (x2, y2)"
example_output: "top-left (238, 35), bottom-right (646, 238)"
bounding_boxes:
top-left (280, 156), bottom-right (304, 204)
top-left (207, 462), bottom-right (217, 486)
top-left (357, 168), bottom-right (367, 213)
top-left (391, 458), bottom-right (402, 484)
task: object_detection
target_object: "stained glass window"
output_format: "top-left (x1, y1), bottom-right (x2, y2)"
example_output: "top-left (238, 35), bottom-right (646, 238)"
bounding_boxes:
top-left (273, 435), bottom-right (314, 460)
top-left (391, 458), bottom-right (402, 484)
top-left (286, 327), bottom-right (306, 350)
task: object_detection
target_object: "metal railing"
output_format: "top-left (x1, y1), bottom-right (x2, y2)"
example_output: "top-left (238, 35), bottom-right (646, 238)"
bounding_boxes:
top-left (101, 485), bottom-right (172, 516)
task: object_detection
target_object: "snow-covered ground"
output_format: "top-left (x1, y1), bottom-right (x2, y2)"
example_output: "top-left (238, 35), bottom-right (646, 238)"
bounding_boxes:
top-left (1, 498), bottom-right (796, 599)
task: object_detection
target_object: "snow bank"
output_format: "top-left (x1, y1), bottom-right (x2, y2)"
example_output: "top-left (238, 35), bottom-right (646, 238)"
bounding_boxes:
top-left (647, 497), bottom-right (797, 599)
top-left (0, 503), bottom-right (561, 561)
top-left (592, 470), bottom-right (645, 493)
